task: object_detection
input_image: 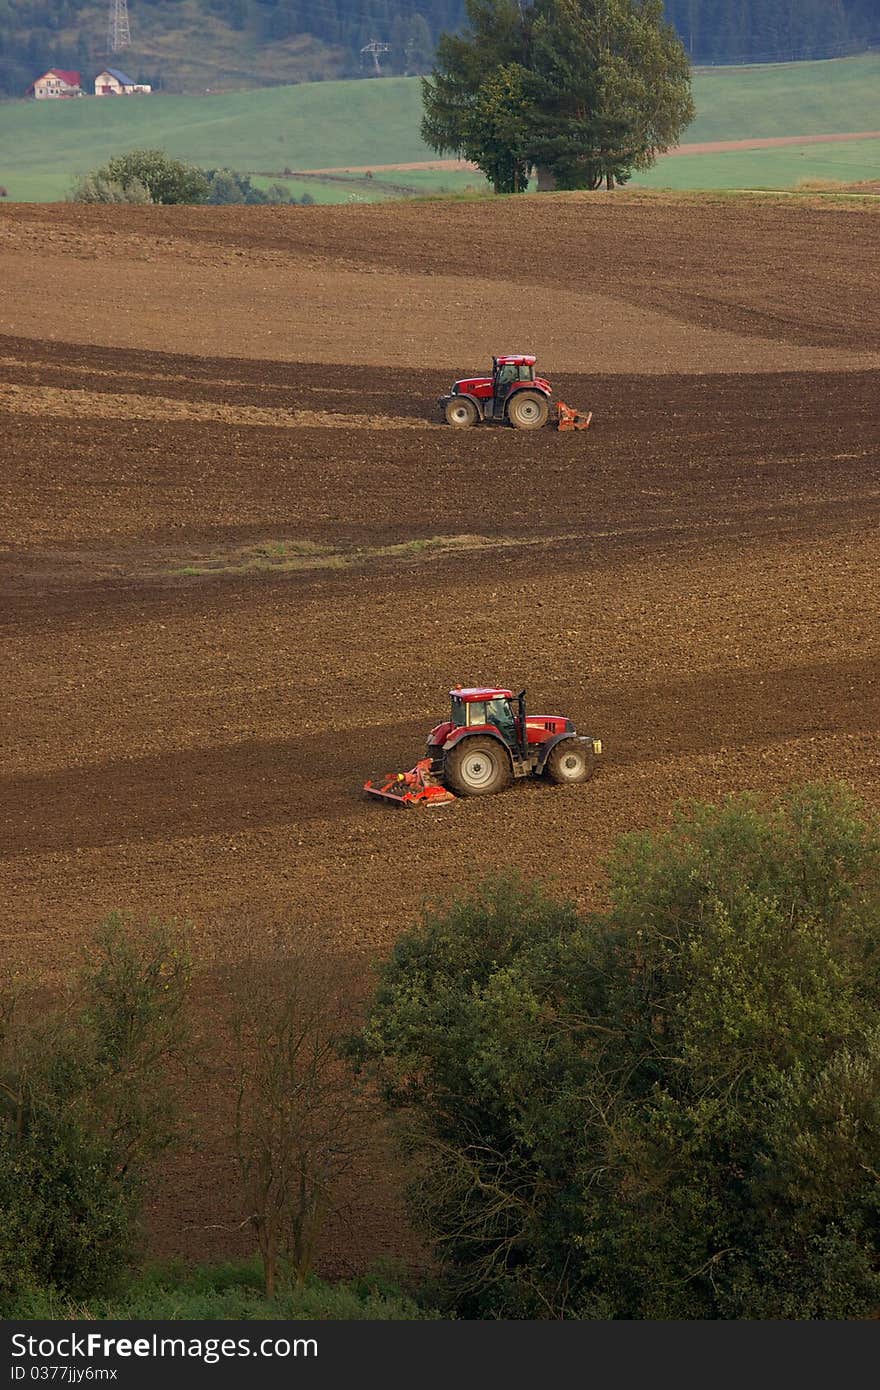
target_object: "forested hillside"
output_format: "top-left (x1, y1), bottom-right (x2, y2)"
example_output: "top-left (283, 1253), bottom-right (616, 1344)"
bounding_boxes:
top-left (0, 0), bottom-right (877, 97)
top-left (664, 0), bottom-right (878, 64)
top-left (0, 0), bottom-right (465, 95)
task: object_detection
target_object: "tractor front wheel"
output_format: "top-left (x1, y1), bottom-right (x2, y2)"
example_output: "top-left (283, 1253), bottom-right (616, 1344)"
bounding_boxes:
top-left (508, 391), bottom-right (550, 430)
top-left (545, 738), bottom-right (594, 785)
top-left (444, 396), bottom-right (479, 428)
top-left (443, 737), bottom-right (512, 797)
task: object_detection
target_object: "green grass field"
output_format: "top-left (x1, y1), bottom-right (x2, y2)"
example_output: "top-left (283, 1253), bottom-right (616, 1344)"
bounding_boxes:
top-left (632, 136), bottom-right (880, 191)
top-left (0, 52), bottom-right (877, 202)
top-left (686, 52), bottom-right (880, 142)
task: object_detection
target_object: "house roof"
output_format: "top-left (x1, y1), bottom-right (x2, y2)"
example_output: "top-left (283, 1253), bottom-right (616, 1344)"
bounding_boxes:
top-left (29, 69), bottom-right (81, 89)
top-left (101, 68), bottom-right (135, 84)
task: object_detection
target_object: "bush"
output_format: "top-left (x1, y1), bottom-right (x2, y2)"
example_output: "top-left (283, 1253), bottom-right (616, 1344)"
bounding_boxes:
top-left (205, 168), bottom-right (268, 204)
top-left (72, 150), bottom-right (209, 205)
top-left (204, 171), bottom-right (299, 205)
top-left (70, 174), bottom-right (152, 204)
top-left (265, 183), bottom-right (294, 204)
top-left (0, 917), bottom-right (190, 1310)
top-left (71, 157), bottom-right (300, 207)
top-left (355, 785), bottom-right (880, 1318)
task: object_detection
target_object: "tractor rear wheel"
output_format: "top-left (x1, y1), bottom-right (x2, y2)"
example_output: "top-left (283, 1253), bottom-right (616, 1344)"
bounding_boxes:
top-left (508, 391), bottom-right (550, 430)
top-left (443, 737), bottom-right (512, 797)
top-left (444, 396), bottom-right (479, 428)
top-left (545, 738), bottom-right (594, 785)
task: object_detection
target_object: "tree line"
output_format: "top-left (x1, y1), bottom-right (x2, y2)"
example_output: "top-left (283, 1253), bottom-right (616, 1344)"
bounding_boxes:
top-left (3, 784), bottom-right (880, 1318)
top-left (0, 0), bottom-right (876, 96)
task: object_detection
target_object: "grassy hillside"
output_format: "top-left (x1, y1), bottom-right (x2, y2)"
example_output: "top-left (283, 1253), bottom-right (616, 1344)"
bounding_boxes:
top-left (687, 51), bottom-right (880, 140)
top-left (0, 78), bottom-right (429, 181)
top-left (633, 136), bottom-right (880, 191)
top-left (0, 52), bottom-right (877, 202)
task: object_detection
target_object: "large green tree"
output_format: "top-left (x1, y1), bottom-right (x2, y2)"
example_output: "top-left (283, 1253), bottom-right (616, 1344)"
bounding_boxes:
top-left (355, 785), bottom-right (880, 1318)
top-left (421, 0), bottom-right (695, 192)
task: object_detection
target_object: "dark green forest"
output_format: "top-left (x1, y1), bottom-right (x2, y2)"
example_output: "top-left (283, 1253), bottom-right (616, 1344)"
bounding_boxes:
top-left (664, 0), bottom-right (877, 63)
top-left (0, 0), bottom-right (877, 96)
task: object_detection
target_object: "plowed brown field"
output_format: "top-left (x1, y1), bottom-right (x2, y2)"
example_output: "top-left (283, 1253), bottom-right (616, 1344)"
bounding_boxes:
top-left (2, 193), bottom-right (879, 1277)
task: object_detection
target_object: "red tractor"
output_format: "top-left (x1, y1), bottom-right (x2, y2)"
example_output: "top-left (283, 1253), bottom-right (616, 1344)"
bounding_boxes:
top-left (364, 686), bottom-right (603, 806)
top-left (438, 354), bottom-right (592, 431)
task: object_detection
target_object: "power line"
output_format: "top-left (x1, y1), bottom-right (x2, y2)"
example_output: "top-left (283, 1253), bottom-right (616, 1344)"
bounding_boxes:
top-left (107, 0), bottom-right (132, 53)
top-left (360, 39), bottom-right (391, 75)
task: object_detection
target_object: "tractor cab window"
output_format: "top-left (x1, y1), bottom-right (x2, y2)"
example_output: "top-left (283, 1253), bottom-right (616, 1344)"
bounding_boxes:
top-left (466, 701), bottom-right (487, 726)
top-left (495, 364), bottom-right (518, 393)
top-left (517, 364), bottom-right (534, 381)
top-left (451, 696), bottom-right (466, 728)
top-left (486, 697), bottom-right (517, 744)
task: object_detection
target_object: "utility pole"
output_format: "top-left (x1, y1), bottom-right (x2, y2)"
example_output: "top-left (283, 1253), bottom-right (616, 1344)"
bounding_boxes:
top-left (108, 0), bottom-right (132, 53)
top-left (360, 39), bottom-right (390, 76)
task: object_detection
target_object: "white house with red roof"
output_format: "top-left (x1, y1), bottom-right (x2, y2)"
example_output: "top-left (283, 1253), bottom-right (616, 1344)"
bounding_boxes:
top-left (28, 69), bottom-right (82, 99)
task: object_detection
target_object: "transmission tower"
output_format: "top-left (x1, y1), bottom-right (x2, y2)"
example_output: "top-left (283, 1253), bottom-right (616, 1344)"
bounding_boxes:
top-left (108, 0), bottom-right (132, 53)
top-left (360, 39), bottom-right (390, 76)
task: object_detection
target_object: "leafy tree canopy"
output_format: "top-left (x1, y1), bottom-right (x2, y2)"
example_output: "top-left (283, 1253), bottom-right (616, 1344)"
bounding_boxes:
top-left (98, 149), bottom-right (210, 204)
top-left (421, 0), bottom-right (696, 191)
top-left (355, 784), bottom-right (880, 1318)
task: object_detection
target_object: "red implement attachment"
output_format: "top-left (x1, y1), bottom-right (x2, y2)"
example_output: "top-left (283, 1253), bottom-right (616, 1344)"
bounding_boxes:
top-left (364, 758), bottom-right (457, 808)
top-left (556, 401), bottom-right (593, 431)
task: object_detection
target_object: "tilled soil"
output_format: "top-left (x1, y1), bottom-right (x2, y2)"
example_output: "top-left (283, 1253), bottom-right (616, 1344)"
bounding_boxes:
top-left (1, 194), bottom-right (879, 1275)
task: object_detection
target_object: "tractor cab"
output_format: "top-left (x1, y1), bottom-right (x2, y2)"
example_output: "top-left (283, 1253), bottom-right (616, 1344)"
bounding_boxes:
top-left (449, 686), bottom-right (521, 749)
top-left (423, 686), bottom-right (522, 764)
top-left (492, 355), bottom-right (537, 415)
top-left (493, 355), bottom-right (535, 389)
top-left (431, 686), bottom-right (571, 760)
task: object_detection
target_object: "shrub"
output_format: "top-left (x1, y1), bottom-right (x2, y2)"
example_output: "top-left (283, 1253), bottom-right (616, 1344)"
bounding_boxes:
top-left (73, 159), bottom-right (299, 207)
top-left (72, 150), bottom-right (208, 205)
top-left (70, 174), bottom-right (152, 204)
top-left (354, 786), bottom-right (880, 1318)
top-left (0, 917), bottom-right (190, 1309)
top-left (204, 168), bottom-right (277, 204)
